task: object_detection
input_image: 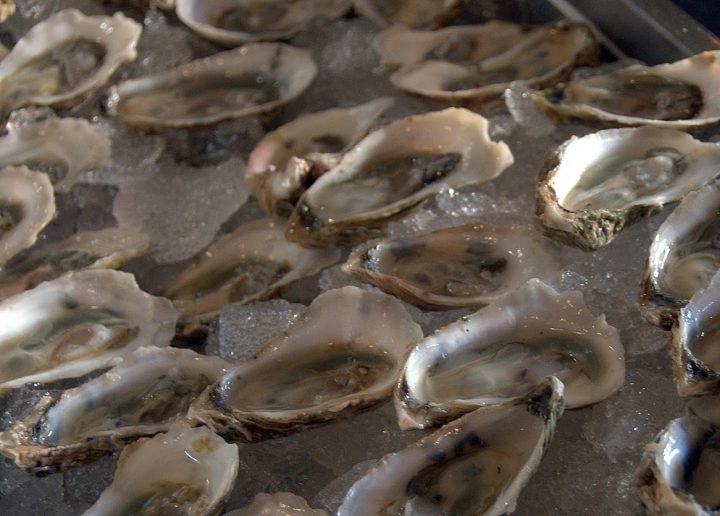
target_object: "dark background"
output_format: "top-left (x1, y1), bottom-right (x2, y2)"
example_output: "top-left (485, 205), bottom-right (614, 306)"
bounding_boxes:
top-left (674, 0), bottom-right (720, 34)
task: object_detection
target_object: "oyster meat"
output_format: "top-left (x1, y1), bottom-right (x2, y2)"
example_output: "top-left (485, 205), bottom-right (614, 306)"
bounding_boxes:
top-left (286, 108), bottom-right (513, 246)
top-left (339, 377), bottom-right (564, 516)
top-left (0, 166), bottom-right (55, 268)
top-left (352, 0), bottom-right (460, 28)
top-left (0, 347), bottom-right (228, 473)
top-left (0, 9), bottom-right (141, 112)
top-left (246, 97), bottom-right (394, 217)
top-left (0, 269), bottom-right (177, 391)
top-left (227, 492), bottom-right (327, 516)
top-left (639, 181), bottom-right (720, 329)
top-left (107, 43), bottom-right (317, 128)
top-left (343, 222), bottom-right (558, 309)
top-left (533, 50), bottom-right (720, 129)
top-left (177, 0), bottom-right (352, 46)
top-left (189, 286), bottom-right (422, 441)
top-left (84, 423), bottom-right (238, 516)
top-left (537, 127), bottom-right (720, 250)
top-left (396, 279), bottom-right (624, 429)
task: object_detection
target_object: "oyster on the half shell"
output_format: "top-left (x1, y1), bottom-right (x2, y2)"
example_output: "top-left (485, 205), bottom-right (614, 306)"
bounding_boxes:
top-left (227, 492), bottom-right (327, 516)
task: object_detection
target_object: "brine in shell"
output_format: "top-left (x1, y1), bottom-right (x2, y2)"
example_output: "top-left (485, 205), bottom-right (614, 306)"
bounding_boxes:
top-left (533, 50), bottom-right (720, 129)
top-left (536, 127), bottom-right (720, 250)
top-left (286, 108), bottom-right (513, 247)
top-left (396, 279), bottom-right (624, 429)
top-left (189, 286), bottom-right (422, 441)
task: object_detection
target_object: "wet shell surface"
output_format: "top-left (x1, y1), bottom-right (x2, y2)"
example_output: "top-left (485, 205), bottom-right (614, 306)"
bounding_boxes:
top-left (226, 492), bottom-right (327, 516)
top-left (339, 377), bottom-right (564, 516)
top-left (536, 127), bottom-right (720, 250)
top-left (352, 0), bottom-right (461, 28)
top-left (533, 50), bottom-right (720, 129)
top-left (107, 43), bottom-right (318, 128)
top-left (396, 279), bottom-right (624, 429)
top-left (0, 9), bottom-right (141, 112)
top-left (343, 222), bottom-right (558, 309)
top-left (286, 108), bottom-right (513, 246)
top-left (189, 286), bottom-right (423, 441)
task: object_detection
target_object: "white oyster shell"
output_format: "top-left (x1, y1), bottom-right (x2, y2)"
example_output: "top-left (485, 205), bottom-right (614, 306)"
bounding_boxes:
top-left (537, 127), bottom-right (720, 250)
top-left (177, 0), bottom-right (352, 46)
top-left (0, 9), bottom-right (141, 112)
top-left (226, 492), bottom-right (327, 516)
top-left (0, 269), bottom-right (178, 391)
top-left (0, 166), bottom-right (55, 267)
top-left (246, 97), bottom-right (394, 217)
top-left (396, 279), bottom-right (624, 429)
top-left (339, 377), bottom-right (564, 516)
top-left (286, 108), bottom-right (513, 246)
top-left (189, 286), bottom-right (423, 441)
top-left (84, 423), bottom-right (238, 516)
top-left (107, 43), bottom-right (317, 128)
top-left (352, 0), bottom-right (460, 28)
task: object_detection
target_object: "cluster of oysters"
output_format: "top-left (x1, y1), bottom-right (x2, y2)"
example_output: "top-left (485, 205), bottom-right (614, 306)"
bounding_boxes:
top-left (0, 0), bottom-right (718, 515)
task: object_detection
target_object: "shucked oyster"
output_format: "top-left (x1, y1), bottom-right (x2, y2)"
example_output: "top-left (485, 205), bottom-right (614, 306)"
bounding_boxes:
top-left (246, 97), bottom-right (394, 217)
top-left (0, 269), bottom-right (177, 391)
top-left (84, 423), bottom-right (238, 516)
top-left (352, 0), bottom-right (460, 28)
top-left (396, 279), bottom-right (624, 429)
top-left (0, 166), bottom-right (55, 268)
top-left (639, 182), bottom-right (720, 329)
top-left (343, 223), bottom-right (558, 309)
top-left (107, 43), bottom-right (317, 128)
top-left (0, 347), bottom-right (228, 473)
top-left (227, 492), bottom-right (327, 516)
top-left (339, 377), bottom-right (564, 516)
top-left (537, 127), bottom-right (720, 250)
top-left (0, 9), bottom-right (141, 112)
top-left (177, 0), bottom-right (352, 46)
top-left (533, 50), bottom-right (720, 129)
top-left (286, 108), bottom-right (513, 246)
top-left (189, 286), bottom-right (422, 441)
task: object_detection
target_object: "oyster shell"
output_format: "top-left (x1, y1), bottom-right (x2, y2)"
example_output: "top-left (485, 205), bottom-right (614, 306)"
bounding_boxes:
top-left (84, 422), bottom-right (238, 516)
top-left (533, 50), bottom-right (720, 129)
top-left (0, 9), bottom-right (141, 112)
top-left (343, 223), bottom-right (558, 309)
top-left (189, 286), bottom-right (423, 441)
top-left (0, 227), bottom-right (150, 301)
top-left (164, 218), bottom-right (340, 321)
top-left (639, 182), bottom-right (720, 329)
top-left (352, 0), bottom-right (460, 28)
top-left (0, 269), bottom-right (177, 392)
top-left (177, 0), bottom-right (352, 46)
top-left (107, 43), bottom-right (317, 128)
top-left (396, 279), bottom-right (624, 429)
top-left (286, 108), bottom-right (513, 246)
top-left (0, 347), bottom-right (228, 473)
top-left (226, 492), bottom-right (327, 516)
top-left (246, 97), bottom-right (394, 217)
top-left (635, 415), bottom-right (720, 515)
top-left (0, 116), bottom-right (111, 193)
top-left (537, 127), bottom-right (720, 250)
top-left (0, 166), bottom-right (55, 267)
top-left (338, 377), bottom-right (564, 516)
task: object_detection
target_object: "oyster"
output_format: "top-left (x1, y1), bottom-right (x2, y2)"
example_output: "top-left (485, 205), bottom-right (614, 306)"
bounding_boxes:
top-left (246, 97), bottom-right (394, 217)
top-left (338, 377), bottom-right (564, 516)
top-left (343, 223), bottom-right (558, 309)
top-left (227, 492), bottom-right (327, 516)
top-left (639, 182), bottom-right (720, 329)
top-left (537, 127), bottom-right (720, 250)
top-left (352, 0), bottom-right (460, 28)
top-left (177, 0), bottom-right (352, 46)
top-left (0, 228), bottom-right (150, 301)
top-left (286, 108), bottom-right (513, 246)
top-left (0, 0), bottom-right (14, 23)
top-left (0, 269), bottom-right (177, 392)
top-left (0, 166), bottom-right (55, 268)
top-left (0, 9), bottom-right (141, 112)
top-left (107, 43), bottom-right (317, 128)
top-left (0, 116), bottom-right (111, 193)
top-left (84, 423), bottom-right (238, 516)
top-left (533, 50), bottom-right (720, 129)
top-left (164, 218), bottom-right (340, 321)
top-left (635, 415), bottom-right (720, 515)
top-left (0, 347), bottom-right (228, 473)
top-left (396, 279), bottom-right (624, 429)
top-left (189, 286), bottom-right (423, 441)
